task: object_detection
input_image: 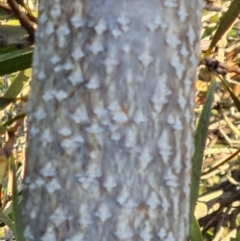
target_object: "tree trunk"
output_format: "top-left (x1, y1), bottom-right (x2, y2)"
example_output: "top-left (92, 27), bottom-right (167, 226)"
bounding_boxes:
top-left (22, 1), bottom-right (201, 240)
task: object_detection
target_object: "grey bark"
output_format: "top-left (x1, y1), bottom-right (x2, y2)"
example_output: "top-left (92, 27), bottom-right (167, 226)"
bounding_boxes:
top-left (22, 0), bottom-right (202, 240)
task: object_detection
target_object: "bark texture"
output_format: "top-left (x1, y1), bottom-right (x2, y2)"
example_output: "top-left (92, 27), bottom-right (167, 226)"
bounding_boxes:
top-left (23, 0), bottom-right (201, 240)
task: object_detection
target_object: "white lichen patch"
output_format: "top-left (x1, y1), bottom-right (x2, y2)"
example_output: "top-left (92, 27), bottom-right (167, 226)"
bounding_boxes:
top-left (29, 125), bottom-right (39, 137)
top-left (87, 163), bottom-right (102, 178)
top-left (164, 231), bottom-right (175, 241)
top-left (56, 24), bottom-right (70, 36)
top-left (103, 175), bottom-right (117, 192)
top-left (24, 225), bottom-right (34, 240)
top-left (160, 191), bottom-right (171, 213)
top-left (153, 16), bottom-right (168, 29)
top-left (183, 78), bottom-right (192, 94)
top-left (41, 129), bottom-right (53, 143)
top-left (122, 43), bottom-right (131, 53)
top-left (104, 53), bottom-right (119, 74)
top-left (42, 90), bottom-right (55, 101)
top-left (41, 226), bottom-right (57, 241)
top-left (108, 101), bottom-right (121, 111)
top-left (63, 59), bottom-right (74, 70)
top-left (71, 46), bottom-right (84, 60)
top-left (146, 192), bottom-right (160, 209)
top-left (70, 233), bottom-right (84, 241)
top-left (112, 111), bottom-right (128, 123)
top-left (184, 108), bottom-right (191, 124)
top-left (164, 168), bottom-right (179, 188)
top-left (35, 178), bottom-right (44, 187)
top-left (68, 68), bottom-right (84, 86)
top-left (50, 4), bottom-right (61, 19)
top-left (89, 37), bottom-right (104, 55)
top-left (157, 130), bottom-right (173, 163)
top-left (178, 4), bottom-right (188, 22)
top-left (125, 127), bottom-right (137, 148)
top-left (86, 76), bottom-right (100, 89)
top-left (60, 139), bottom-right (77, 155)
top-left (45, 22), bottom-right (54, 36)
top-left (111, 28), bottom-right (122, 38)
top-left (72, 135), bottom-right (84, 143)
top-left (158, 228), bottom-right (167, 239)
top-left (166, 32), bottom-right (180, 49)
top-left (50, 206), bottom-right (67, 226)
top-left (53, 64), bottom-right (62, 73)
top-left (115, 216), bottom-right (134, 239)
top-left (168, 113), bottom-right (183, 131)
top-left (180, 44), bottom-right (189, 57)
top-left (138, 52), bottom-right (153, 68)
top-left (151, 74), bottom-right (172, 113)
top-left (117, 187), bottom-right (129, 205)
top-left (93, 103), bottom-right (107, 118)
top-left (172, 140), bottom-right (181, 173)
top-left (111, 132), bottom-right (121, 140)
top-left (38, 12), bottom-right (47, 24)
top-left (46, 179), bottom-right (61, 193)
top-left (163, 0), bottom-right (178, 7)
top-left (58, 127), bottom-right (72, 136)
top-left (170, 53), bottom-right (185, 79)
top-left (71, 106), bottom-right (89, 124)
top-left (37, 69), bottom-right (46, 80)
top-left (53, 90), bottom-right (68, 101)
top-left (70, 16), bottom-right (86, 28)
top-left (187, 25), bottom-right (196, 45)
top-left (40, 162), bottom-right (56, 177)
top-left (95, 203), bottom-right (112, 222)
top-left (34, 106), bottom-right (46, 120)
top-left (140, 221), bottom-right (153, 241)
top-left (117, 14), bottom-right (130, 32)
top-left (78, 204), bottom-right (92, 228)
top-left (89, 150), bottom-right (100, 159)
top-left (94, 19), bottom-right (107, 35)
top-left (85, 124), bottom-right (103, 134)
top-left (178, 89), bottom-right (187, 109)
top-left (139, 147), bottom-right (153, 171)
top-left (147, 21), bottom-right (159, 33)
top-left (133, 109), bottom-right (148, 123)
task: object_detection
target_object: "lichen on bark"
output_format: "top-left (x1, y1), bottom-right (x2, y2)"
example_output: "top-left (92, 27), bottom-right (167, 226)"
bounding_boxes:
top-left (22, 0), bottom-right (202, 240)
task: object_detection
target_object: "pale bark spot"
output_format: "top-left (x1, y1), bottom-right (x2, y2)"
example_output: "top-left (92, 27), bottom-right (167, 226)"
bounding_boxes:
top-left (46, 179), bottom-right (61, 193)
top-left (40, 163), bottom-right (57, 177)
top-left (94, 19), bottom-right (107, 35)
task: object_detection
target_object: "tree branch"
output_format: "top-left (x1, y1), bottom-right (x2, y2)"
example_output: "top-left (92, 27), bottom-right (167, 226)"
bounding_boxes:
top-left (7, 0), bottom-right (35, 43)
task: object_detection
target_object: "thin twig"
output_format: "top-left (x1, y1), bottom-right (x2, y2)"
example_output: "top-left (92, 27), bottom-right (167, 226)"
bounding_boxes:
top-left (7, 0), bottom-right (35, 43)
top-left (202, 149), bottom-right (240, 176)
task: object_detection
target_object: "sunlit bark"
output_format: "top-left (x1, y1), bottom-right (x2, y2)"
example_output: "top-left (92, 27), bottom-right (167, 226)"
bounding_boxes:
top-left (22, 1), bottom-right (202, 240)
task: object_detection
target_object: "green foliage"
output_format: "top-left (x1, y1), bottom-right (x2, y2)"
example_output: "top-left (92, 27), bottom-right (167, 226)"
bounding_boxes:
top-left (10, 157), bottom-right (24, 241)
top-left (206, 0), bottom-right (240, 55)
top-left (218, 75), bottom-right (240, 113)
top-left (0, 47), bottom-right (33, 75)
top-left (0, 69), bottom-right (30, 110)
top-left (189, 215), bottom-right (203, 241)
top-left (190, 76), bottom-right (216, 225)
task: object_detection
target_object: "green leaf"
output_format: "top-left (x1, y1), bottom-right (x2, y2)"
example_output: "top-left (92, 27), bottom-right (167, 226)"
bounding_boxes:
top-left (0, 208), bottom-right (15, 235)
top-left (0, 69), bottom-right (31, 110)
top-left (206, 0), bottom-right (240, 55)
top-left (236, 230), bottom-right (240, 241)
top-left (218, 75), bottom-right (240, 113)
top-left (189, 76), bottom-right (216, 226)
top-left (189, 215), bottom-right (203, 241)
top-left (0, 47), bottom-right (33, 75)
top-left (10, 157), bottom-right (24, 241)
